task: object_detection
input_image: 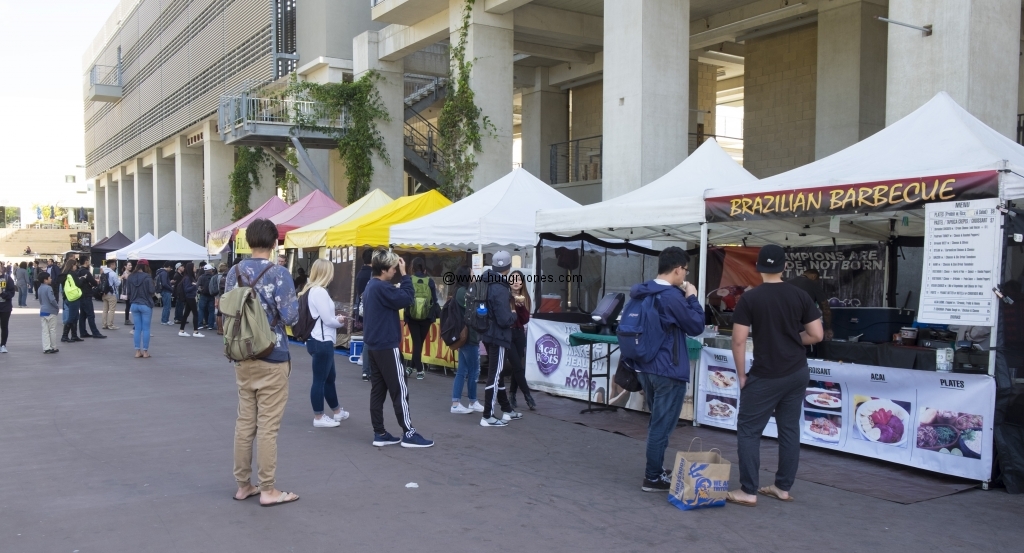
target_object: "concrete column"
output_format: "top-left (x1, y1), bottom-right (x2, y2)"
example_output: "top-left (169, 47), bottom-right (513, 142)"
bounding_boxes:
top-left (203, 121), bottom-right (235, 231)
top-left (354, 30), bottom-right (405, 199)
top-left (886, 0), bottom-right (1021, 139)
top-left (602, 0), bottom-right (689, 199)
top-left (816, 0), bottom-right (888, 159)
top-left (450, 0), bottom-right (514, 190)
top-left (175, 136), bottom-right (205, 244)
top-left (94, 180), bottom-right (106, 238)
top-left (689, 59), bottom-right (718, 144)
top-left (106, 174), bottom-right (119, 236)
top-left (152, 149), bottom-right (176, 237)
top-left (250, 163), bottom-right (279, 210)
top-left (117, 166), bottom-right (135, 238)
top-left (132, 159), bottom-right (154, 239)
top-left (521, 67), bottom-right (568, 184)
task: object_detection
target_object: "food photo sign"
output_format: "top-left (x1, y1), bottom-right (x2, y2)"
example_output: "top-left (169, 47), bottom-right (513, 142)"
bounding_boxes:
top-left (695, 348), bottom-right (995, 481)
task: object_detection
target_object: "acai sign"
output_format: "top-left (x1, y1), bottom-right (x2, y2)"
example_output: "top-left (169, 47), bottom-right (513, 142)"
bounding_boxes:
top-left (535, 334), bottom-right (562, 375)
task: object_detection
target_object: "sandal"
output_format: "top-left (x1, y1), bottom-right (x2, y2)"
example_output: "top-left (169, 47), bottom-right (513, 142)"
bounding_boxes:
top-left (758, 485), bottom-right (794, 502)
top-left (726, 491), bottom-right (757, 507)
top-left (142, 351), bottom-right (151, 358)
top-left (134, 351), bottom-right (142, 358)
top-left (260, 491), bottom-right (299, 507)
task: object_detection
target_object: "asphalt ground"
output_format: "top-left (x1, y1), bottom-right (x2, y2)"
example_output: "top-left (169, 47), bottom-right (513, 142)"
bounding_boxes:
top-left (0, 306), bottom-right (1021, 553)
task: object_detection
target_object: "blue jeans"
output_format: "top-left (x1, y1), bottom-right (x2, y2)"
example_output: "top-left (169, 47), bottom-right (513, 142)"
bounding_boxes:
top-left (198, 295), bottom-right (214, 328)
top-left (63, 299), bottom-right (80, 325)
top-left (131, 304), bottom-right (152, 350)
top-left (452, 343), bottom-right (480, 402)
top-left (18, 287), bottom-right (28, 307)
top-left (306, 338), bottom-right (339, 414)
top-left (160, 291), bottom-right (172, 323)
top-left (636, 372), bottom-right (688, 481)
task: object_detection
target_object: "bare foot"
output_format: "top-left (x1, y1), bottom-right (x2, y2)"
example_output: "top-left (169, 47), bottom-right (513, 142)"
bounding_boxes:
top-left (234, 483), bottom-right (259, 500)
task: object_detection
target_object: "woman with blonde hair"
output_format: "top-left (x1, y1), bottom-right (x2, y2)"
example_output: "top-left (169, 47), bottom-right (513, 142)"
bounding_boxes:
top-left (300, 258), bottom-right (350, 428)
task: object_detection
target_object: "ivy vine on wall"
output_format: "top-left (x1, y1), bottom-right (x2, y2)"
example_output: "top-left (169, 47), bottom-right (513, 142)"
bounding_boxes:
top-left (287, 72), bottom-right (391, 203)
top-left (437, 0), bottom-right (495, 202)
top-left (227, 146), bottom-right (267, 220)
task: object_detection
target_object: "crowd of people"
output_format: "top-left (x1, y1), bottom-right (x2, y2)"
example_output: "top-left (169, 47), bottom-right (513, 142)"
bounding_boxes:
top-left (0, 224), bottom-right (825, 511)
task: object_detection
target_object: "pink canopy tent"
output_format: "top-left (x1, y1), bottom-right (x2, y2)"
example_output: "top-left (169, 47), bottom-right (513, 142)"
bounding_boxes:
top-left (268, 190), bottom-right (344, 240)
top-left (207, 196), bottom-right (290, 254)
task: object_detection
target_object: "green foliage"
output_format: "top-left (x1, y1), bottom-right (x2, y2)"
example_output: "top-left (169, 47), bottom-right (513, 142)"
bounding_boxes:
top-left (285, 72), bottom-right (391, 203)
top-left (228, 146), bottom-right (268, 220)
top-left (436, 0), bottom-right (496, 202)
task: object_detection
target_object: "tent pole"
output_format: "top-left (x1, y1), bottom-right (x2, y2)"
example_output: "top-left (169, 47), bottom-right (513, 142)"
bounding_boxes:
top-left (698, 222), bottom-right (708, 309)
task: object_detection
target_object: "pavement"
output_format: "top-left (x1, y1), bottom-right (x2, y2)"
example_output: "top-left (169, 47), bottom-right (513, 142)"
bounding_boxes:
top-left (1, 306), bottom-right (1022, 553)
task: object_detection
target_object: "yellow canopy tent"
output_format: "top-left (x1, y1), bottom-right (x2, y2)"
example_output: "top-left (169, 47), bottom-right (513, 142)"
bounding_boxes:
top-left (325, 190), bottom-right (452, 247)
top-left (283, 189), bottom-right (393, 249)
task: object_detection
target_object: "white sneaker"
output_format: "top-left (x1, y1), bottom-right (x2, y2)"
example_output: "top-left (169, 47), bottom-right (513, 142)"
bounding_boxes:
top-left (178, 331), bottom-right (190, 337)
top-left (313, 415), bottom-right (340, 428)
top-left (192, 332), bottom-right (205, 338)
top-left (502, 411), bottom-right (523, 421)
top-left (479, 417), bottom-right (507, 427)
top-left (332, 409), bottom-right (350, 421)
top-left (470, 401), bottom-right (484, 413)
top-left (451, 404), bottom-right (473, 414)
top-left (0, 345), bottom-right (7, 353)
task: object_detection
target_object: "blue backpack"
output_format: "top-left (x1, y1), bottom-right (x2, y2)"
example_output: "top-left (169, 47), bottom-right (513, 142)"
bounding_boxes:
top-left (616, 292), bottom-right (667, 363)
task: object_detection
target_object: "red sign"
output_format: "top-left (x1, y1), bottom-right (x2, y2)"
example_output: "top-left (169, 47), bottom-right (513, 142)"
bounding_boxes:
top-left (706, 170), bottom-right (999, 222)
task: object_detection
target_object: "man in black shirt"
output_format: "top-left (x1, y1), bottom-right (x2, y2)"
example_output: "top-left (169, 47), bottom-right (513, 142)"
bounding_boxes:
top-left (727, 245), bottom-right (822, 506)
top-left (787, 268), bottom-right (832, 340)
top-left (75, 257), bottom-right (106, 339)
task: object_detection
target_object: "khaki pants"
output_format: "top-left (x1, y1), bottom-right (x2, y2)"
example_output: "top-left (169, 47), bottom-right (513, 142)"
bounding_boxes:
top-left (41, 314), bottom-right (59, 351)
top-left (233, 359), bottom-right (291, 491)
top-left (102, 294), bottom-right (118, 328)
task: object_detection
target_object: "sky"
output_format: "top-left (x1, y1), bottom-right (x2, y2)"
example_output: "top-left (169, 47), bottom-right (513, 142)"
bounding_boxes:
top-left (0, 0), bottom-right (121, 212)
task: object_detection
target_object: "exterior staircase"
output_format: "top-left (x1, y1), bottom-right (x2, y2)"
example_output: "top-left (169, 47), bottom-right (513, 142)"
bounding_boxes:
top-left (0, 228), bottom-right (91, 258)
top-left (403, 76), bottom-right (447, 190)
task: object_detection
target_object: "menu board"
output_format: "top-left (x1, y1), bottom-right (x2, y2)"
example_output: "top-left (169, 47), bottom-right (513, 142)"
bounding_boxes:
top-left (918, 198), bottom-right (1000, 326)
top-left (695, 348), bottom-right (995, 481)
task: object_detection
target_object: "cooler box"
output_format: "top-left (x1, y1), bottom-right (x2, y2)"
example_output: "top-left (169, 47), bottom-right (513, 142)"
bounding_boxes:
top-left (540, 294), bottom-right (562, 313)
top-left (349, 337), bottom-right (364, 364)
top-left (831, 307), bottom-right (915, 344)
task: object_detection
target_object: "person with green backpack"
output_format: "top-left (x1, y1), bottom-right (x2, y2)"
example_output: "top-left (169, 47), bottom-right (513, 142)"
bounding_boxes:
top-left (57, 258), bottom-right (83, 343)
top-left (222, 219), bottom-right (301, 507)
top-left (404, 257), bottom-right (438, 380)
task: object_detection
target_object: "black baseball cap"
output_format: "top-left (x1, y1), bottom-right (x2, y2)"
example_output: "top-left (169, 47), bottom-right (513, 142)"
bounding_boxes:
top-left (756, 244), bottom-right (785, 274)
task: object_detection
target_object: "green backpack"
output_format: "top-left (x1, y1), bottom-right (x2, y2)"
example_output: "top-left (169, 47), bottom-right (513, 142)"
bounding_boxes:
top-left (221, 264), bottom-right (278, 362)
top-left (64, 274), bottom-right (83, 302)
top-left (409, 276), bottom-right (432, 320)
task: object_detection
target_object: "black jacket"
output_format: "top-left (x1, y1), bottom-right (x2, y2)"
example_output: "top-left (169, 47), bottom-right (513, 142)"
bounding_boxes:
top-left (155, 268), bottom-right (173, 293)
top-left (354, 265), bottom-right (372, 304)
top-left (479, 269), bottom-right (515, 349)
top-left (75, 267), bottom-right (97, 293)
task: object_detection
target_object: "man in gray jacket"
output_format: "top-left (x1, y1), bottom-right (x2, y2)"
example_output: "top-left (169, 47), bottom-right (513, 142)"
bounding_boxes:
top-left (479, 251), bottom-right (520, 427)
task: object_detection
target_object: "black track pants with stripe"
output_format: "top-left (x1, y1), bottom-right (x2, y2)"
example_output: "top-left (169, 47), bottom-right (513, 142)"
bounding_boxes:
top-left (368, 347), bottom-right (414, 437)
top-left (484, 343), bottom-right (513, 419)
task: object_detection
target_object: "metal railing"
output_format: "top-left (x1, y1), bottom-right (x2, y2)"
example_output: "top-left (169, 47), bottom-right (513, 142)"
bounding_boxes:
top-left (688, 133), bottom-right (744, 154)
top-left (1017, 114), bottom-right (1024, 145)
top-left (405, 112), bottom-right (446, 171)
top-left (219, 93), bottom-right (344, 134)
top-left (550, 136), bottom-right (602, 184)
top-left (89, 64), bottom-right (121, 87)
top-left (370, 0), bottom-right (386, 6)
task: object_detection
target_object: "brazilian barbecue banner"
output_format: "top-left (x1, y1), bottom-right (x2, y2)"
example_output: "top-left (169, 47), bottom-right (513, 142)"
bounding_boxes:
top-left (706, 170), bottom-right (999, 222)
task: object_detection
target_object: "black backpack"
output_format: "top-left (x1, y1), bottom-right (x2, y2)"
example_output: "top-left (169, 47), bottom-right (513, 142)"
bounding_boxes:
top-left (440, 294), bottom-right (468, 349)
top-left (292, 292), bottom-right (320, 343)
top-left (463, 280), bottom-right (490, 334)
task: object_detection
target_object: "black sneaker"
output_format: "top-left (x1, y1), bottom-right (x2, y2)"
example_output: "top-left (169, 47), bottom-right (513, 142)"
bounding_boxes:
top-left (91, 334), bottom-right (107, 339)
top-left (361, 374), bottom-right (369, 382)
top-left (401, 432), bottom-right (434, 448)
top-left (372, 431), bottom-right (402, 446)
top-left (641, 474), bottom-right (672, 493)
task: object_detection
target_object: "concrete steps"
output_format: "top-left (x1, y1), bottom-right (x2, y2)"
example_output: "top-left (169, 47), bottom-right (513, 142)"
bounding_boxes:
top-left (0, 228), bottom-right (91, 258)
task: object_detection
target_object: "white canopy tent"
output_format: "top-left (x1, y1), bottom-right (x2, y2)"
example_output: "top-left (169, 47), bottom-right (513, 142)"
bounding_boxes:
top-left (703, 92), bottom-right (1024, 247)
top-left (535, 139), bottom-right (757, 242)
top-left (105, 233), bottom-right (156, 260)
top-left (390, 168), bottom-right (581, 250)
top-left (126, 231), bottom-right (214, 261)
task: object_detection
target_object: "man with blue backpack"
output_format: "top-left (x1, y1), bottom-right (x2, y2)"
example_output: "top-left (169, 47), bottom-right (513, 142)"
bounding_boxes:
top-left (617, 246), bottom-right (704, 492)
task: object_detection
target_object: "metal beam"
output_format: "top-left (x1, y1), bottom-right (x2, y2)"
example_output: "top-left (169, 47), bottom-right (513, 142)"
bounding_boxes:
top-left (288, 137), bottom-right (330, 196)
top-left (260, 146), bottom-right (329, 198)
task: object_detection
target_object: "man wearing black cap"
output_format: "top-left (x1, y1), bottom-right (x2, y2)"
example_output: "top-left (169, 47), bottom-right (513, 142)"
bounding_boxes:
top-left (478, 250), bottom-right (519, 427)
top-left (727, 244), bottom-right (823, 506)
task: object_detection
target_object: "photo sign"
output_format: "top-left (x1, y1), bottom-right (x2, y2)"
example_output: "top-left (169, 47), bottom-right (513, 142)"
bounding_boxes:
top-left (918, 198), bottom-right (1001, 326)
top-left (696, 347), bottom-right (995, 481)
top-left (705, 171), bottom-right (998, 222)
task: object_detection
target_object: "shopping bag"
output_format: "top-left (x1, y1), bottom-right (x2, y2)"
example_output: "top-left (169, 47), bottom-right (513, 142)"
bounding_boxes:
top-left (668, 439), bottom-right (731, 510)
